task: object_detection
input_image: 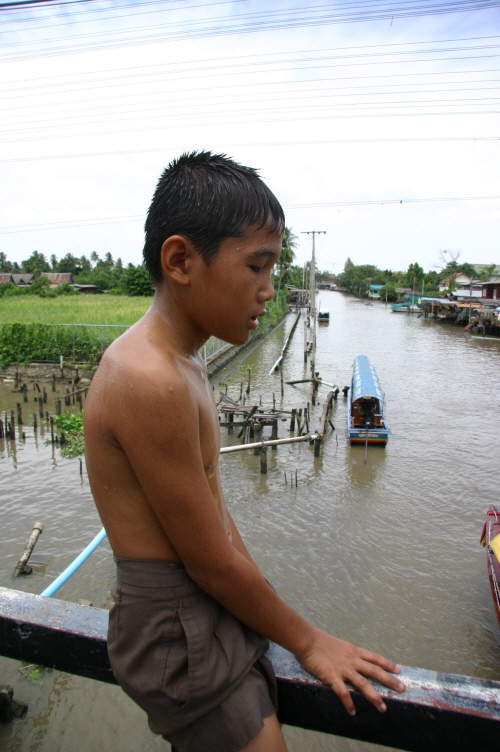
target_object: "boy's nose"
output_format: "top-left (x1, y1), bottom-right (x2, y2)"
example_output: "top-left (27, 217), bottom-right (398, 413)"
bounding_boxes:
top-left (260, 275), bottom-right (275, 302)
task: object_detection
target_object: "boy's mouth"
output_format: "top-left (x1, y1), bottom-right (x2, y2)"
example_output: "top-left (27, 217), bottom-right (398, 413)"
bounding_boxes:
top-left (248, 316), bottom-right (260, 330)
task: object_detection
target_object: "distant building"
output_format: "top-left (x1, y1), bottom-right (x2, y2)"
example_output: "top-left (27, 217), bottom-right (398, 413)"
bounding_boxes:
top-left (11, 273), bottom-right (34, 287)
top-left (481, 276), bottom-right (500, 300)
top-left (368, 284), bottom-right (384, 299)
top-left (40, 272), bottom-right (73, 287)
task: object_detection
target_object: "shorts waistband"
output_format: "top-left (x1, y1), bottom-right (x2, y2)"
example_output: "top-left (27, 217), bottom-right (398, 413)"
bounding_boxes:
top-left (114, 556), bottom-right (191, 587)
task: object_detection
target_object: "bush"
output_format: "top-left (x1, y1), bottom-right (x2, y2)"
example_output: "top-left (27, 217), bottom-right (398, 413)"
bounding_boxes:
top-left (1, 283), bottom-right (24, 297)
top-left (52, 411), bottom-right (85, 458)
top-left (26, 276), bottom-right (51, 295)
top-left (378, 284), bottom-right (399, 302)
top-left (0, 323), bottom-right (105, 365)
top-left (55, 284), bottom-right (77, 296)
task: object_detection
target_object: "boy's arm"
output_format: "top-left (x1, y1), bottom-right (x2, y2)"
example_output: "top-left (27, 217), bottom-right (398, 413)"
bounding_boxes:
top-left (113, 371), bottom-right (405, 715)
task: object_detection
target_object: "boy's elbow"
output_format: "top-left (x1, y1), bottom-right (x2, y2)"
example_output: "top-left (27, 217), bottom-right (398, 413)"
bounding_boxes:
top-left (185, 551), bottom-right (244, 599)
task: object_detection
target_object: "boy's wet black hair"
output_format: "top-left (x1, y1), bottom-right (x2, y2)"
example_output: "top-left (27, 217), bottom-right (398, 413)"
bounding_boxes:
top-left (143, 151), bottom-right (285, 283)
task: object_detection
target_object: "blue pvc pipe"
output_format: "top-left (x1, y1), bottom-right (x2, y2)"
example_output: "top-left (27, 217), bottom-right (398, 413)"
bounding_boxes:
top-left (40, 528), bottom-right (107, 598)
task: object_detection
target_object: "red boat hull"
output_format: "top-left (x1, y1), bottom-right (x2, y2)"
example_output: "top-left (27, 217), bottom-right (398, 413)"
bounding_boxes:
top-left (482, 505), bottom-right (500, 629)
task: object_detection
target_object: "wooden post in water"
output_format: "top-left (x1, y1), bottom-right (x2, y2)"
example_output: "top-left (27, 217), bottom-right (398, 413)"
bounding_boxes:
top-left (23, 384), bottom-right (28, 403)
top-left (271, 419), bottom-right (278, 449)
top-left (52, 374), bottom-right (56, 392)
top-left (228, 412), bottom-right (234, 434)
top-left (260, 446), bottom-right (268, 474)
top-left (38, 397), bottom-right (43, 418)
top-left (33, 414), bottom-right (37, 431)
top-left (290, 409), bottom-right (296, 432)
top-left (280, 366), bottom-right (284, 398)
top-left (56, 399), bottom-right (61, 415)
top-left (13, 522), bottom-right (44, 576)
top-left (43, 387), bottom-right (47, 404)
top-left (0, 419), bottom-right (3, 439)
top-left (246, 369), bottom-right (251, 395)
top-left (16, 403), bottom-right (22, 426)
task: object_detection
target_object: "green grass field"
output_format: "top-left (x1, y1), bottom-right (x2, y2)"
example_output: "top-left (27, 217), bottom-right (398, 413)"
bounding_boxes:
top-left (0, 295), bottom-right (153, 325)
top-left (0, 292), bottom-right (288, 366)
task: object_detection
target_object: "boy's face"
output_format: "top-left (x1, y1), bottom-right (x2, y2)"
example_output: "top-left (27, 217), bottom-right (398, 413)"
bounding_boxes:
top-left (189, 225), bottom-right (282, 346)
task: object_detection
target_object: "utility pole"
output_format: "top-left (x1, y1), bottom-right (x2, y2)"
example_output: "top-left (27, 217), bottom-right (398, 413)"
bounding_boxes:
top-left (302, 231), bottom-right (326, 374)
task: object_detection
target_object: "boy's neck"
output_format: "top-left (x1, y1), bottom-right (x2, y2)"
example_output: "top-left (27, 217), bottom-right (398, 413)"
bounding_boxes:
top-left (147, 284), bottom-right (209, 359)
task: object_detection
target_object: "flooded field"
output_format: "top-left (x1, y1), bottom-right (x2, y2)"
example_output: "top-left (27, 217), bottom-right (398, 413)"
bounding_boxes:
top-left (1, 291), bottom-right (499, 752)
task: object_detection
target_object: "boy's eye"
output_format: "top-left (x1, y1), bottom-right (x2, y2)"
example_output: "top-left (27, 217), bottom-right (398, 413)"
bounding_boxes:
top-left (250, 265), bottom-right (264, 273)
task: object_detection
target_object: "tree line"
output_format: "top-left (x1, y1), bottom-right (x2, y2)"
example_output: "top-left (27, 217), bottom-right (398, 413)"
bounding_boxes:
top-left (0, 250), bottom-right (153, 296)
top-left (0, 227), bottom-right (301, 298)
top-left (336, 253), bottom-right (496, 301)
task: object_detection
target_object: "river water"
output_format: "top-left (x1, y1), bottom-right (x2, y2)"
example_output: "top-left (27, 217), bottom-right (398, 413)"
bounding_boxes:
top-left (1, 290), bottom-right (499, 752)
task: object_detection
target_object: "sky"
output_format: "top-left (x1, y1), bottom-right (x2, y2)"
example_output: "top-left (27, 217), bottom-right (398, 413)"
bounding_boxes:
top-left (1, 0), bottom-right (500, 275)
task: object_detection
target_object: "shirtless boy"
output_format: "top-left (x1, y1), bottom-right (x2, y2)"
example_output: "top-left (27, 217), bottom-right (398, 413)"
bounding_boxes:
top-left (84, 151), bottom-right (405, 752)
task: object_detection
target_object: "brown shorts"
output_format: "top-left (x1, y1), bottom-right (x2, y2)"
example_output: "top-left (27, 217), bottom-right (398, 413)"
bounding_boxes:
top-left (107, 558), bottom-right (278, 752)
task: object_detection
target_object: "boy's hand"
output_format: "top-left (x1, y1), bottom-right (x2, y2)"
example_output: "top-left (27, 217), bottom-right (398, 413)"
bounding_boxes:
top-left (295, 628), bottom-right (405, 716)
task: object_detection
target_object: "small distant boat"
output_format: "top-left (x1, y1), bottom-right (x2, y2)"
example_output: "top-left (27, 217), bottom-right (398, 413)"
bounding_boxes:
top-left (391, 302), bottom-right (421, 313)
top-left (318, 308), bottom-right (330, 322)
top-left (480, 505), bottom-right (500, 628)
top-left (347, 356), bottom-right (390, 446)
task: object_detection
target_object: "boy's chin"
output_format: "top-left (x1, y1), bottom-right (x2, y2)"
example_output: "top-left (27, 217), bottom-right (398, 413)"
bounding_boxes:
top-left (223, 331), bottom-right (251, 347)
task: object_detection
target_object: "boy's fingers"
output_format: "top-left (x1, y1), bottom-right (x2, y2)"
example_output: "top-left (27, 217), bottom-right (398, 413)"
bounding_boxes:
top-left (356, 649), bottom-right (401, 675)
top-left (357, 660), bottom-right (406, 693)
top-left (328, 677), bottom-right (356, 716)
top-left (346, 672), bottom-right (388, 712)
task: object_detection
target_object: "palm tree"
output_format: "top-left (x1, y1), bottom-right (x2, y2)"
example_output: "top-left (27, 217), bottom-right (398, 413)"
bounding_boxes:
top-left (276, 227), bottom-right (298, 294)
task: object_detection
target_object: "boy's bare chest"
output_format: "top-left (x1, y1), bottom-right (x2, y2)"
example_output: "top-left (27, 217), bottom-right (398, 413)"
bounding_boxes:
top-left (197, 387), bottom-right (221, 470)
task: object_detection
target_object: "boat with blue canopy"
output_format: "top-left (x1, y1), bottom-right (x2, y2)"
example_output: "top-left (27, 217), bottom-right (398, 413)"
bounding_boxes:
top-left (347, 355), bottom-right (390, 446)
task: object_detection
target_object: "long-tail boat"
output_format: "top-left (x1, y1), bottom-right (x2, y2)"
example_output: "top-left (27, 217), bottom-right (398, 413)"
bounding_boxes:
top-left (347, 355), bottom-right (390, 446)
top-left (480, 505), bottom-right (500, 628)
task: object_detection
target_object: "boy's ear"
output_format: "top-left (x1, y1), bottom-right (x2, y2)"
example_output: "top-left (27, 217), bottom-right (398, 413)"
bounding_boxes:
top-left (159, 235), bottom-right (197, 286)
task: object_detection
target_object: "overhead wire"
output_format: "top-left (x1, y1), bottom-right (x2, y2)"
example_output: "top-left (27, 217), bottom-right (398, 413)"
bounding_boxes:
top-left (0, 0), bottom-right (250, 28)
top-left (1, 106), bottom-right (500, 145)
top-left (3, 33), bottom-right (500, 90)
top-left (1, 136), bottom-right (499, 165)
top-left (2, 91), bottom-right (500, 137)
top-left (2, 1), bottom-right (500, 62)
top-left (3, 83), bottom-right (500, 129)
top-left (3, 43), bottom-right (500, 100)
top-left (1, 194), bottom-right (499, 235)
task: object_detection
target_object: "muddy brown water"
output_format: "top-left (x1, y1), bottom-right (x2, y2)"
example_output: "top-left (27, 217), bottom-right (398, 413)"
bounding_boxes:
top-left (1, 291), bottom-right (499, 752)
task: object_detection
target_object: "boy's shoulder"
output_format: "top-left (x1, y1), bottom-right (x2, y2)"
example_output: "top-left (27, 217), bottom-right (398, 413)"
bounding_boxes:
top-left (87, 318), bottom-right (207, 432)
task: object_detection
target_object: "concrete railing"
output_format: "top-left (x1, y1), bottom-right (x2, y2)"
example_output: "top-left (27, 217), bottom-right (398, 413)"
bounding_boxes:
top-left (0, 586), bottom-right (499, 751)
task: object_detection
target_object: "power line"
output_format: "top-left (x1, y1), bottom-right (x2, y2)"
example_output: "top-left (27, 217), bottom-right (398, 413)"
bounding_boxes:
top-left (2, 83), bottom-right (500, 129)
top-left (3, 33), bottom-right (500, 90)
top-left (2, 107), bottom-right (500, 146)
top-left (1, 194), bottom-right (499, 234)
top-left (2, 96), bottom-right (500, 138)
top-left (0, 0), bottom-right (93, 8)
top-left (3, 38), bottom-right (500, 94)
top-left (2, 1), bottom-right (500, 62)
top-left (2, 92), bottom-right (499, 138)
top-left (1, 136), bottom-right (499, 164)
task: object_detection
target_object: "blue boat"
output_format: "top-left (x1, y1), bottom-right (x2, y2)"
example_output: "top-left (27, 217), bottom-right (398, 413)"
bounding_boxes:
top-left (347, 355), bottom-right (390, 446)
